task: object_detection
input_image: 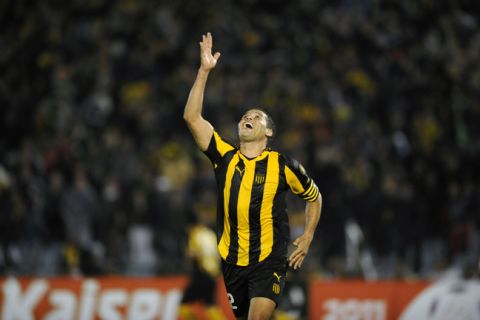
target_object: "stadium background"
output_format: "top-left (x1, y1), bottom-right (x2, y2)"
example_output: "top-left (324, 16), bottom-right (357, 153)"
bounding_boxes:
top-left (1, 0), bottom-right (479, 319)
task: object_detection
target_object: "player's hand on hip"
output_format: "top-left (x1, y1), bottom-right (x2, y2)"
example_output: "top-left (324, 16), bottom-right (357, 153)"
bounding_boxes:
top-left (199, 32), bottom-right (221, 71)
top-left (288, 233), bottom-right (313, 270)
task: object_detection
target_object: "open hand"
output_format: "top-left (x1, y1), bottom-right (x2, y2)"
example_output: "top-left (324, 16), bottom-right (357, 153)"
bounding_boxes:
top-left (199, 32), bottom-right (221, 71)
top-left (288, 233), bottom-right (313, 270)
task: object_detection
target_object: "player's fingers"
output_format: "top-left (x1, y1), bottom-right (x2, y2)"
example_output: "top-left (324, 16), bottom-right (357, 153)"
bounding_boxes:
top-left (290, 257), bottom-right (300, 270)
top-left (288, 248), bottom-right (301, 261)
top-left (288, 253), bottom-right (297, 266)
top-left (213, 52), bottom-right (221, 60)
top-left (288, 249), bottom-right (305, 267)
top-left (204, 32), bottom-right (212, 47)
top-left (298, 255), bottom-right (305, 268)
top-left (291, 243), bottom-right (305, 255)
top-left (293, 258), bottom-right (299, 269)
top-left (296, 257), bottom-right (304, 269)
top-left (288, 255), bottom-right (298, 268)
top-left (296, 248), bottom-right (308, 259)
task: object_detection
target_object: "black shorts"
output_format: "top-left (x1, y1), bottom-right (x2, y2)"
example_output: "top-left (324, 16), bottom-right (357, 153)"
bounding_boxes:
top-left (221, 255), bottom-right (287, 318)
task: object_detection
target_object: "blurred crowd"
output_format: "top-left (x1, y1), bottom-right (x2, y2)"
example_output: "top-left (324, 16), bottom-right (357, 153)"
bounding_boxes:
top-left (1, 0), bottom-right (479, 279)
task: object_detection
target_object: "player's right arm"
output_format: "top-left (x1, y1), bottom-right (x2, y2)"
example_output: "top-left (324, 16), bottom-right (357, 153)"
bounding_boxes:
top-left (183, 32), bottom-right (221, 151)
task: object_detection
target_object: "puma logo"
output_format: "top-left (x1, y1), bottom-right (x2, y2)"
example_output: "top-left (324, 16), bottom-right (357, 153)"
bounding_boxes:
top-left (235, 166), bottom-right (245, 176)
top-left (273, 272), bottom-right (282, 282)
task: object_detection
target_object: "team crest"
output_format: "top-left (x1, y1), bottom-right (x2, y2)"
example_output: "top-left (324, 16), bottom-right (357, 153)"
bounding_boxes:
top-left (254, 174), bottom-right (265, 184)
top-left (272, 283), bottom-right (281, 294)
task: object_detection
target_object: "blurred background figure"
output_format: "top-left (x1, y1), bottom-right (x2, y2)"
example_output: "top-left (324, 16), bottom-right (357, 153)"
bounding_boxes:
top-left (179, 193), bottom-right (226, 320)
top-left (61, 165), bottom-right (104, 275)
top-left (399, 259), bottom-right (480, 320)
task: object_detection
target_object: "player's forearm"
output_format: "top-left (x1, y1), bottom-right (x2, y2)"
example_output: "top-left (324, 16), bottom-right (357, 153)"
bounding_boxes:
top-left (304, 194), bottom-right (322, 238)
top-left (183, 68), bottom-right (210, 123)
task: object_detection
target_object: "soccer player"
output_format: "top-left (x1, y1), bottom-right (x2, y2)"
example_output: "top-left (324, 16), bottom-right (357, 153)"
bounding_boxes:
top-left (179, 211), bottom-right (225, 320)
top-left (183, 32), bottom-right (322, 320)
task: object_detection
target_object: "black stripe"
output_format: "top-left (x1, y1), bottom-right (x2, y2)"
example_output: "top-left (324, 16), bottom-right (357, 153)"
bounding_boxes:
top-left (301, 181), bottom-right (314, 197)
top-left (226, 158), bottom-right (244, 264)
top-left (304, 187), bottom-right (319, 201)
top-left (271, 155), bottom-right (289, 259)
top-left (248, 158), bottom-right (268, 264)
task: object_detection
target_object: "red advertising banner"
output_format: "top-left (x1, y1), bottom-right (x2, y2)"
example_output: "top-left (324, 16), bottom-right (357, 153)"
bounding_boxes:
top-left (1, 277), bottom-right (434, 319)
top-left (309, 280), bottom-right (430, 320)
top-left (0, 277), bottom-right (235, 320)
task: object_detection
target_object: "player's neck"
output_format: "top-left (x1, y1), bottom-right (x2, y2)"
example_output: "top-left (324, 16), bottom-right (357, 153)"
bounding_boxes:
top-left (239, 140), bottom-right (267, 159)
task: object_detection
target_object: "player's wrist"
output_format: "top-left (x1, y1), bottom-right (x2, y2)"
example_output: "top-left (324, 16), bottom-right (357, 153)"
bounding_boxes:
top-left (198, 67), bottom-right (211, 74)
top-left (303, 232), bottom-right (314, 240)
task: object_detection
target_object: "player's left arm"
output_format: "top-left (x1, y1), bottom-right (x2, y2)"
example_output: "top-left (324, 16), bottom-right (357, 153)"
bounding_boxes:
top-left (288, 195), bottom-right (322, 270)
top-left (283, 155), bottom-right (322, 270)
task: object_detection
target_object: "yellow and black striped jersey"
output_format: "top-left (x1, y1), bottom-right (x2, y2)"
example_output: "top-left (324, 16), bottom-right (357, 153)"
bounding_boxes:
top-left (203, 131), bottom-right (319, 266)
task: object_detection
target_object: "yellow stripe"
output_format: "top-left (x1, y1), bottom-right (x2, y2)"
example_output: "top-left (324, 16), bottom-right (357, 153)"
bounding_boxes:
top-left (305, 187), bottom-right (319, 202)
top-left (259, 152), bottom-right (279, 261)
top-left (302, 182), bottom-right (314, 197)
top-left (213, 131), bottom-right (235, 156)
top-left (218, 154), bottom-right (240, 259)
top-left (285, 166), bottom-right (305, 195)
top-left (236, 160), bottom-right (255, 266)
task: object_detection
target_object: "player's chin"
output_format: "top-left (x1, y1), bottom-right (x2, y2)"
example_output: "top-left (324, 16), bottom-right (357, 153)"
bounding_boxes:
top-left (239, 133), bottom-right (254, 141)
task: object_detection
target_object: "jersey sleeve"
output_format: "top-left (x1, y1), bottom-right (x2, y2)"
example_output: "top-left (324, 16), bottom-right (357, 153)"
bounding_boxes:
top-left (203, 130), bottom-right (236, 164)
top-left (283, 155), bottom-right (319, 202)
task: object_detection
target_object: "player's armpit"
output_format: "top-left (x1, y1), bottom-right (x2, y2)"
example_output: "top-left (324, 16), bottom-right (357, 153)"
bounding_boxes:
top-left (185, 116), bottom-right (214, 151)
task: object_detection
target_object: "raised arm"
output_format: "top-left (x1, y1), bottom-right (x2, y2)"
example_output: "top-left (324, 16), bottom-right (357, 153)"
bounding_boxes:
top-left (183, 32), bottom-right (221, 151)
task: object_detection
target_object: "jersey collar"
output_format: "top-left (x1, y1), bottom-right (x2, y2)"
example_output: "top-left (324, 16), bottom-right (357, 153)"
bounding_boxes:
top-left (238, 148), bottom-right (271, 162)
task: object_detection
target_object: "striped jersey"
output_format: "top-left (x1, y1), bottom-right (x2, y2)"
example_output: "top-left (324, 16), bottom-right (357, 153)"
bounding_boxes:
top-left (203, 131), bottom-right (319, 266)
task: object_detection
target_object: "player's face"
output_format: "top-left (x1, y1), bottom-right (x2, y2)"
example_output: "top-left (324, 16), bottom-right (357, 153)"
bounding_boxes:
top-left (238, 109), bottom-right (271, 142)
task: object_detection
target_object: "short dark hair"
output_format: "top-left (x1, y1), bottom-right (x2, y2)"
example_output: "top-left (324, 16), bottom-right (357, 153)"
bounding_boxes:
top-left (265, 111), bottom-right (276, 142)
